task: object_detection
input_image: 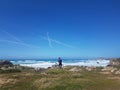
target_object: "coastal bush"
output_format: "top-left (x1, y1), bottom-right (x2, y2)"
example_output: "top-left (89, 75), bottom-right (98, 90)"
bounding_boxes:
top-left (0, 69), bottom-right (21, 73)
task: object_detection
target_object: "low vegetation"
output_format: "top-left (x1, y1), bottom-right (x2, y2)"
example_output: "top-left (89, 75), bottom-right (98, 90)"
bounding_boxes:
top-left (0, 69), bottom-right (21, 74)
top-left (0, 66), bottom-right (120, 90)
top-left (0, 59), bottom-right (120, 90)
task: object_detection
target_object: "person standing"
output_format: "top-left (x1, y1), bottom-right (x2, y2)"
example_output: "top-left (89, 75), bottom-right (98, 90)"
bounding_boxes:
top-left (58, 57), bottom-right (62, 68)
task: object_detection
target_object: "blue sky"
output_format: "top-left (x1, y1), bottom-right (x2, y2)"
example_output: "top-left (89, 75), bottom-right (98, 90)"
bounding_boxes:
top-left (0, 0), bottom-right (120, 59)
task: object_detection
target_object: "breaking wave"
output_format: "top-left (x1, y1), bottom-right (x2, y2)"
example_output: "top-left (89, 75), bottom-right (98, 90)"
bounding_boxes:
top-left (10, 59), bottom-right (110, 68)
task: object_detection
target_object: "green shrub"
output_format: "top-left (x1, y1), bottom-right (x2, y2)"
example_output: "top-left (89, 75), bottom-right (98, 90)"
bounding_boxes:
top-left (0, 69), bottom-right (21, 73)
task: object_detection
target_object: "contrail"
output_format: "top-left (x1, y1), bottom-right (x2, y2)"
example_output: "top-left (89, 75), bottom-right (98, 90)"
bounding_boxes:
top-left (1, 30), bottom-right (23, 42)
top-left (41, 32), bottom-right (75, 48)
top-left (0, 30), bottom-right (41, 48)
top-left (0, 40), bottom-right (31, 47)
top-left (50, 38), bottom-right (74, 48)
top-left (46, 32), bottom-right (53, 48)
top-left (0, 39), bottom-right (41, 48)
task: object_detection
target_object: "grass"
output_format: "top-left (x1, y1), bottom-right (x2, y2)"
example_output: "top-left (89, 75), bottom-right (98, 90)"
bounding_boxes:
top-left (0, 67), bottom-right (120, 90)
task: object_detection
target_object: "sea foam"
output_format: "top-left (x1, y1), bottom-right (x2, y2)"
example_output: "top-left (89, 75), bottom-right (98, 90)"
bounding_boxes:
top-left (10, 59), bottom-right (110, 68)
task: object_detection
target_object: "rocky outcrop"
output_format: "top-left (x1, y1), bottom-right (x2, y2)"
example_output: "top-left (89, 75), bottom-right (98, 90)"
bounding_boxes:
top-left (34, 68), bottom-right (46, 72)
top-left (109, 58), bottom-right (120, 66)
top-left (85, 66), bottom-right (96, 71)
top-left (115, 70), bottom-right (120, 74)
top-left (101, 66), bottom-right (117, 73)
top-left (0, 60), bottom-right (13, 68)
top-left (69, 67), bottom-right (81, 72)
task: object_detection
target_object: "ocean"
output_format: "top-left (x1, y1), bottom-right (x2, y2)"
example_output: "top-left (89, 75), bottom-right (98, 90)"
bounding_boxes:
top-left (10, 59), bottom-right (110, 68)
